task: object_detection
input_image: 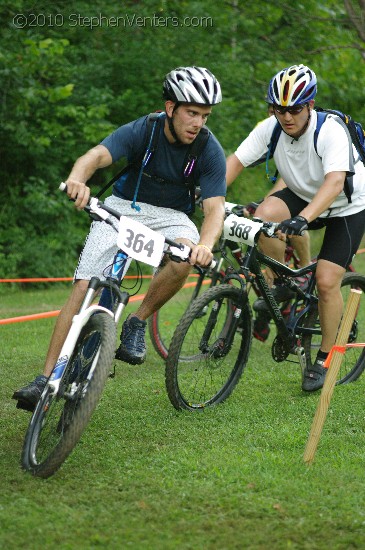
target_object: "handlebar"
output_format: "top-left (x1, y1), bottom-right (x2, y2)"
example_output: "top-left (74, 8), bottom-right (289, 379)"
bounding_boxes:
top-left (59, 182), bottom-right (216, 268)
top-left (59, 182), bottom-right (184, 248)
top-left (224, 200), bottom-right (261, 218)
top-left (195, 187), bottom-right (261, 220)
top-left (59, 182), bottom-right (132, 225)
top-left (223, 213), bottom-right (280, 247)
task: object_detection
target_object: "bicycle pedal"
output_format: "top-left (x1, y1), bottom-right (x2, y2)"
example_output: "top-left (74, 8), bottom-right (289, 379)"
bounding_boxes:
top-left (295, 346), bottom-right (307, 377)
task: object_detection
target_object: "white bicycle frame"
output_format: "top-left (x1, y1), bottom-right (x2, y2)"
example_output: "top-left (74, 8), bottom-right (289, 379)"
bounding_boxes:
top-left (47, 305), bottom-right (115, 396)
top-left (33, 190), bottom-right (193, 409)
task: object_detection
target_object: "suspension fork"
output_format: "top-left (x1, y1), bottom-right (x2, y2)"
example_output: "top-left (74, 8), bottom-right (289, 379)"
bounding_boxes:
top-left (199, 288), bottom-right (248, 354)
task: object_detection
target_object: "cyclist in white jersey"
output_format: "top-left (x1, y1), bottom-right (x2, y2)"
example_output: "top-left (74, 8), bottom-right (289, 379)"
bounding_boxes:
top-left (227, 64), bottom-right (365, 392)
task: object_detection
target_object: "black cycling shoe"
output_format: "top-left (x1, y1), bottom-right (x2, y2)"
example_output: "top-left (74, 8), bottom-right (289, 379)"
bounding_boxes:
top-left (115, 316), bottom-right (147, 365)
top-left (302, 359), bottom-right (327, 392)
top-left (12, 375), bottom-right (48, 412)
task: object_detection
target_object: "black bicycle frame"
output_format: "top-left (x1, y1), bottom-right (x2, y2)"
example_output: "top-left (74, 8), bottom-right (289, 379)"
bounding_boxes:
top-left (236, 244), bottom-right (319, 351)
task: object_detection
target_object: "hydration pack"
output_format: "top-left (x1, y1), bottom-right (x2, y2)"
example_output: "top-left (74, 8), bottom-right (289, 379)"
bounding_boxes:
top-left (266, 107), bottom-right (365, 203)
top-left (97, 112), bottom-right (210, 212)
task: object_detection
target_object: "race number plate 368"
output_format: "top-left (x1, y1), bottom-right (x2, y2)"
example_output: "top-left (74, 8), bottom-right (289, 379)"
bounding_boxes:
top-left (223, 214), bottom-right (263, 247)
top-left (117, 216), bottom-right (165, 267)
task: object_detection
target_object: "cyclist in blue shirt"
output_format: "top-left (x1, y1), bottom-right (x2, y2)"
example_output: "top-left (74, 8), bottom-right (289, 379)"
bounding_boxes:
top-left (13, 67), bottom-right (226, 412)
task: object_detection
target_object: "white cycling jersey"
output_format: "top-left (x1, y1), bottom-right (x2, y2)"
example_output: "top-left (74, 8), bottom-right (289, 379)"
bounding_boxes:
top-left (235, 110), bottom-right (365, 217)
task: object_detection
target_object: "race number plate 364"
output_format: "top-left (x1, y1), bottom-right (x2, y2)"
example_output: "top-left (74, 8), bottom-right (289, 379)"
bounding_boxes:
top-left (117, 216), bottom-right (165, 267)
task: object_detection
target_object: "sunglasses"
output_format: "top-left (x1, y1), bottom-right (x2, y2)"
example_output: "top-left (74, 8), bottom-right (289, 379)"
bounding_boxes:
top-left (273, 104), bottom-right (308, 115)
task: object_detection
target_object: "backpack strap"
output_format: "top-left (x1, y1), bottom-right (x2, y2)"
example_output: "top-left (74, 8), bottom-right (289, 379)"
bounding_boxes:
top-left (96, 111), bottom-right (209, 213)
top-left (96, 112), bottom-right (164, 199)
top-left (95, 165), bottom-right (130, 199)
top-left (314, 107), bottom-right (354, 203)
top-left (131, 112), bottom-right (165, 211)
top-left (182, 126), bottom-right (210, 213)
top-left (142, 112), bottom-right (165, 166)
top-left (313, 110), bottom-right (328, 155)
top-left (345, 117), bottom-right (365, 165)
top-left (265, 121), bottom-right (282, 182)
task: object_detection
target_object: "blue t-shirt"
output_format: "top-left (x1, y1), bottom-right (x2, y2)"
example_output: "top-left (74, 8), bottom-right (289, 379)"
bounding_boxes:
top-left (100, 114), bottom-right (226, 214)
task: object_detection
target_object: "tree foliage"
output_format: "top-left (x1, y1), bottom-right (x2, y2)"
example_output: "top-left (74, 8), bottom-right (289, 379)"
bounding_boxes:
top-left (0, 0), bottom-right (364, 278)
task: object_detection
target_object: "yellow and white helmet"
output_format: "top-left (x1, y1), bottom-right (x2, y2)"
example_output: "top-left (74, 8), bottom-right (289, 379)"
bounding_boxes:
top-left (267, 64), bottom-right (317, 106)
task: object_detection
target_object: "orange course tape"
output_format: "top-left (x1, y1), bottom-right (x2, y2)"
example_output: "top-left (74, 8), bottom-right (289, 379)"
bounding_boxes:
top-left (323, 345), bottom-right (347, 368)
top-left (0, 276), bottom-right (154, 283)
top-left (0, 294), bottom-right (146, 325)
top-left (323, 342), bottom-right (365, 369)
top-left (0, 310), bottom-right (61, 325)
top-left (0, 296), bottom-right (142, 325)
top-left (0, 276), bottom-right (208, 325)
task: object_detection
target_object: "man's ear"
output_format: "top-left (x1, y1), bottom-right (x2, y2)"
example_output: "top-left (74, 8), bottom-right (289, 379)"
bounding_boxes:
top-left (309, 100), bottom-right (315, 110)
top-left (165, 100), bottom-right (176, 117)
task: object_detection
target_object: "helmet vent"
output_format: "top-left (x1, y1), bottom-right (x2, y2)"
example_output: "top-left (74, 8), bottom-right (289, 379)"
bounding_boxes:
top-left (292, 81), bottom-right (305, 101)
top-left (283, 81), bottom-right (290, 102)
top-left (302, 85), bottom-right (316, 100)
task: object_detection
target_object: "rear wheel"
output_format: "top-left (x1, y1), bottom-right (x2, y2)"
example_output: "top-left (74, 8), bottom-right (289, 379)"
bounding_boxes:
top-left (302, 272), bottom-right (365, 384)
top-left (165, 284), bottom-right (252, 411)
top-left (22, 313), bottom-right (116, 478)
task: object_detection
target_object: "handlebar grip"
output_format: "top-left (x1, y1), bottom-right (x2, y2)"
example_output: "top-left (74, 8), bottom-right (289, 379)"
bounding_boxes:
top-left (59, 182), bottom-right (94, 217)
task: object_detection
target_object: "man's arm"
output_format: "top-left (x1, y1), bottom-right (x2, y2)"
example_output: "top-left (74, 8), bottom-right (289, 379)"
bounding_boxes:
top-left (276, 171), bottom-right (346, 241)
top-left (65, 144), bottom-right (113, 209)
top-left (226, 153), bottom-right (244, 186)
top-left (189, 196), bottom-right (226, 266)
top-left (298, 171), bottom-right (346, 223)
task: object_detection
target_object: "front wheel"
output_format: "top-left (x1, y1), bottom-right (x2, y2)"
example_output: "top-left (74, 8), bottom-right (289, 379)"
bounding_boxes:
top-left (21, 313), bottom-right (116, 478)
top-left (165, 284), bottom-right (252, 411)
top-left (149, 267), bottom-right (224, 361)
top-left (302, 272), bottom-right (365, 384)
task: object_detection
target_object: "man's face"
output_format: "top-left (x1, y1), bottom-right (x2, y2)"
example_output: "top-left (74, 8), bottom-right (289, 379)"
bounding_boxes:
top-left (273, 100), bottom-right (315, 138)
top-left (165, 102), bottom-right (212, 144)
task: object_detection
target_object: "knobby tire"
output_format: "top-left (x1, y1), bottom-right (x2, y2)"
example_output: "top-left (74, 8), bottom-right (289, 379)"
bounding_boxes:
top-left (165, 284), bottom-right (252, 411)
top-left (302, 272), bottom-right (365, 384)
top-left (149, 268), bottom-right (224, 361)
top-left (21, 313), bottom-right (116, 478)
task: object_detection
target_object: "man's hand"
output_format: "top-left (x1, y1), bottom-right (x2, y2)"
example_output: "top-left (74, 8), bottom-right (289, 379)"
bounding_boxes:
top-left (189, 243), bottom-right (213, 267)
top-left (65, 179), bottom-right (90, 210)
top-left (277, 215), bottom-right (308, 236)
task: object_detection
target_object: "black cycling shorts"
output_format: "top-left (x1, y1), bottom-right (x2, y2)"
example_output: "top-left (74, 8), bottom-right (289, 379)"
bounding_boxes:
top-left (271, 187), bottom-right (365, 269)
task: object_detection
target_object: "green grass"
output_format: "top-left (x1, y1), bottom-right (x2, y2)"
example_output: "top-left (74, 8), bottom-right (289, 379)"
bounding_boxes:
top-left (1, 269), bottom-right (365, 549)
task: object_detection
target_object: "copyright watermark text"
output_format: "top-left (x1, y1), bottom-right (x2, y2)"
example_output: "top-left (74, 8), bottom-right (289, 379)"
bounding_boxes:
top-left (12, 13), bottom-right (214, 29)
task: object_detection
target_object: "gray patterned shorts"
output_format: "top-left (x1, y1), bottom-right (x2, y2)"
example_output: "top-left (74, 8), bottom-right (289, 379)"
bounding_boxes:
top-left (74, 196), bottom-right (200, 280)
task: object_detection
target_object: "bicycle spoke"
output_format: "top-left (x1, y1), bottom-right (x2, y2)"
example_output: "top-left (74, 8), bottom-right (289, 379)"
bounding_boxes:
top-left (165, 284), bottom-right (252, 410)
top-left (22, 313), bottom-right (116, 478)
top-left (302, 272), bottom-right (365, 384)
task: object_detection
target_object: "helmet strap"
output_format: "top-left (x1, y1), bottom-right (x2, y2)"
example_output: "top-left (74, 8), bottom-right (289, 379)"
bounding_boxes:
top-left (167, 102), bottom-right (183, 144)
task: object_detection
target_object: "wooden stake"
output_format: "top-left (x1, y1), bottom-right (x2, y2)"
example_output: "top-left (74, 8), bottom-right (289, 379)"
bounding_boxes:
top-left (303, 289), bottom-right (362, 464)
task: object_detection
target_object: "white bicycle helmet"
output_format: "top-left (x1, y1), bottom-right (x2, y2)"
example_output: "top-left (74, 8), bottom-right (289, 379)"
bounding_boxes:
top-left (267, 64), bottom-right (317, 106)
top-left (163, 66), bottom-right (222, 105)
